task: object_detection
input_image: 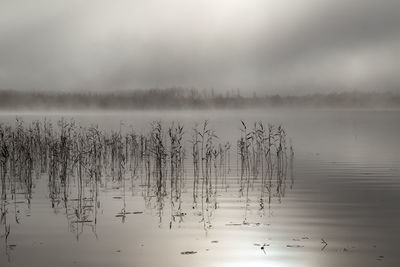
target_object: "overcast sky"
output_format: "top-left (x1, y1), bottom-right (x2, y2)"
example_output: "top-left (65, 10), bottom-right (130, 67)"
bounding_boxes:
top-left (1, 0), bottom-right (399, 94)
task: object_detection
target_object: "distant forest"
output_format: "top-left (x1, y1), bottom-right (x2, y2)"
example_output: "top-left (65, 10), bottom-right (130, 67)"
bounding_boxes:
top-left (0, 88), bottom-right (399, 110)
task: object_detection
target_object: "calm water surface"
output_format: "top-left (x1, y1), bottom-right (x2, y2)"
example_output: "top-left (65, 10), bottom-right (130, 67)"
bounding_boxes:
top-left (1, 109), bottom-right (399, 267)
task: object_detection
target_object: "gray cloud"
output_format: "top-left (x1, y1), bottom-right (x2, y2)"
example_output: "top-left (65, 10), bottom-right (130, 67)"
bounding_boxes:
top-left (0, 0), bottom-right (399, 93)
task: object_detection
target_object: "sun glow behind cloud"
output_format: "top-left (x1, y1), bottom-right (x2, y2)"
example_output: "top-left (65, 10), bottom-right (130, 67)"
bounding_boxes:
top-left (0, 0), bottom-right (399, 92)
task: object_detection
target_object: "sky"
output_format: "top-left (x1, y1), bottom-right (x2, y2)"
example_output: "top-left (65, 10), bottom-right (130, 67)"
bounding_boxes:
top-left (0, 0), bottom-right (400, 94)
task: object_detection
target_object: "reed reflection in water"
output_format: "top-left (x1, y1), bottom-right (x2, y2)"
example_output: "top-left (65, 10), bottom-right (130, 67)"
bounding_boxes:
top-left (0, 118), bottom-right (294, 261)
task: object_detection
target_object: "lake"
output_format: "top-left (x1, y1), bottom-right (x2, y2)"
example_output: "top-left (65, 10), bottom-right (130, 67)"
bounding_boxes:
top-left (0, 108), bottom-right (399, 267)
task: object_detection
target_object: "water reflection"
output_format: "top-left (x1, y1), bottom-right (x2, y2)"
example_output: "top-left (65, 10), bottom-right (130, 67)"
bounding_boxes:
top-left (0, 118), bottom-right (294, 261)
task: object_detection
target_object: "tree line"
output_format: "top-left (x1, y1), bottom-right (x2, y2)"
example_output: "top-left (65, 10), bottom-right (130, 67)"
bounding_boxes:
top-left (0, 88), bottom-right (399, 109)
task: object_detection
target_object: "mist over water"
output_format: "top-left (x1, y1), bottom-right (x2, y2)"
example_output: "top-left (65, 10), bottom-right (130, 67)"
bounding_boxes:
top-left (0, 109), bottom-right (399, 267)
top-left (1, 0), bottom-right (400, 266)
